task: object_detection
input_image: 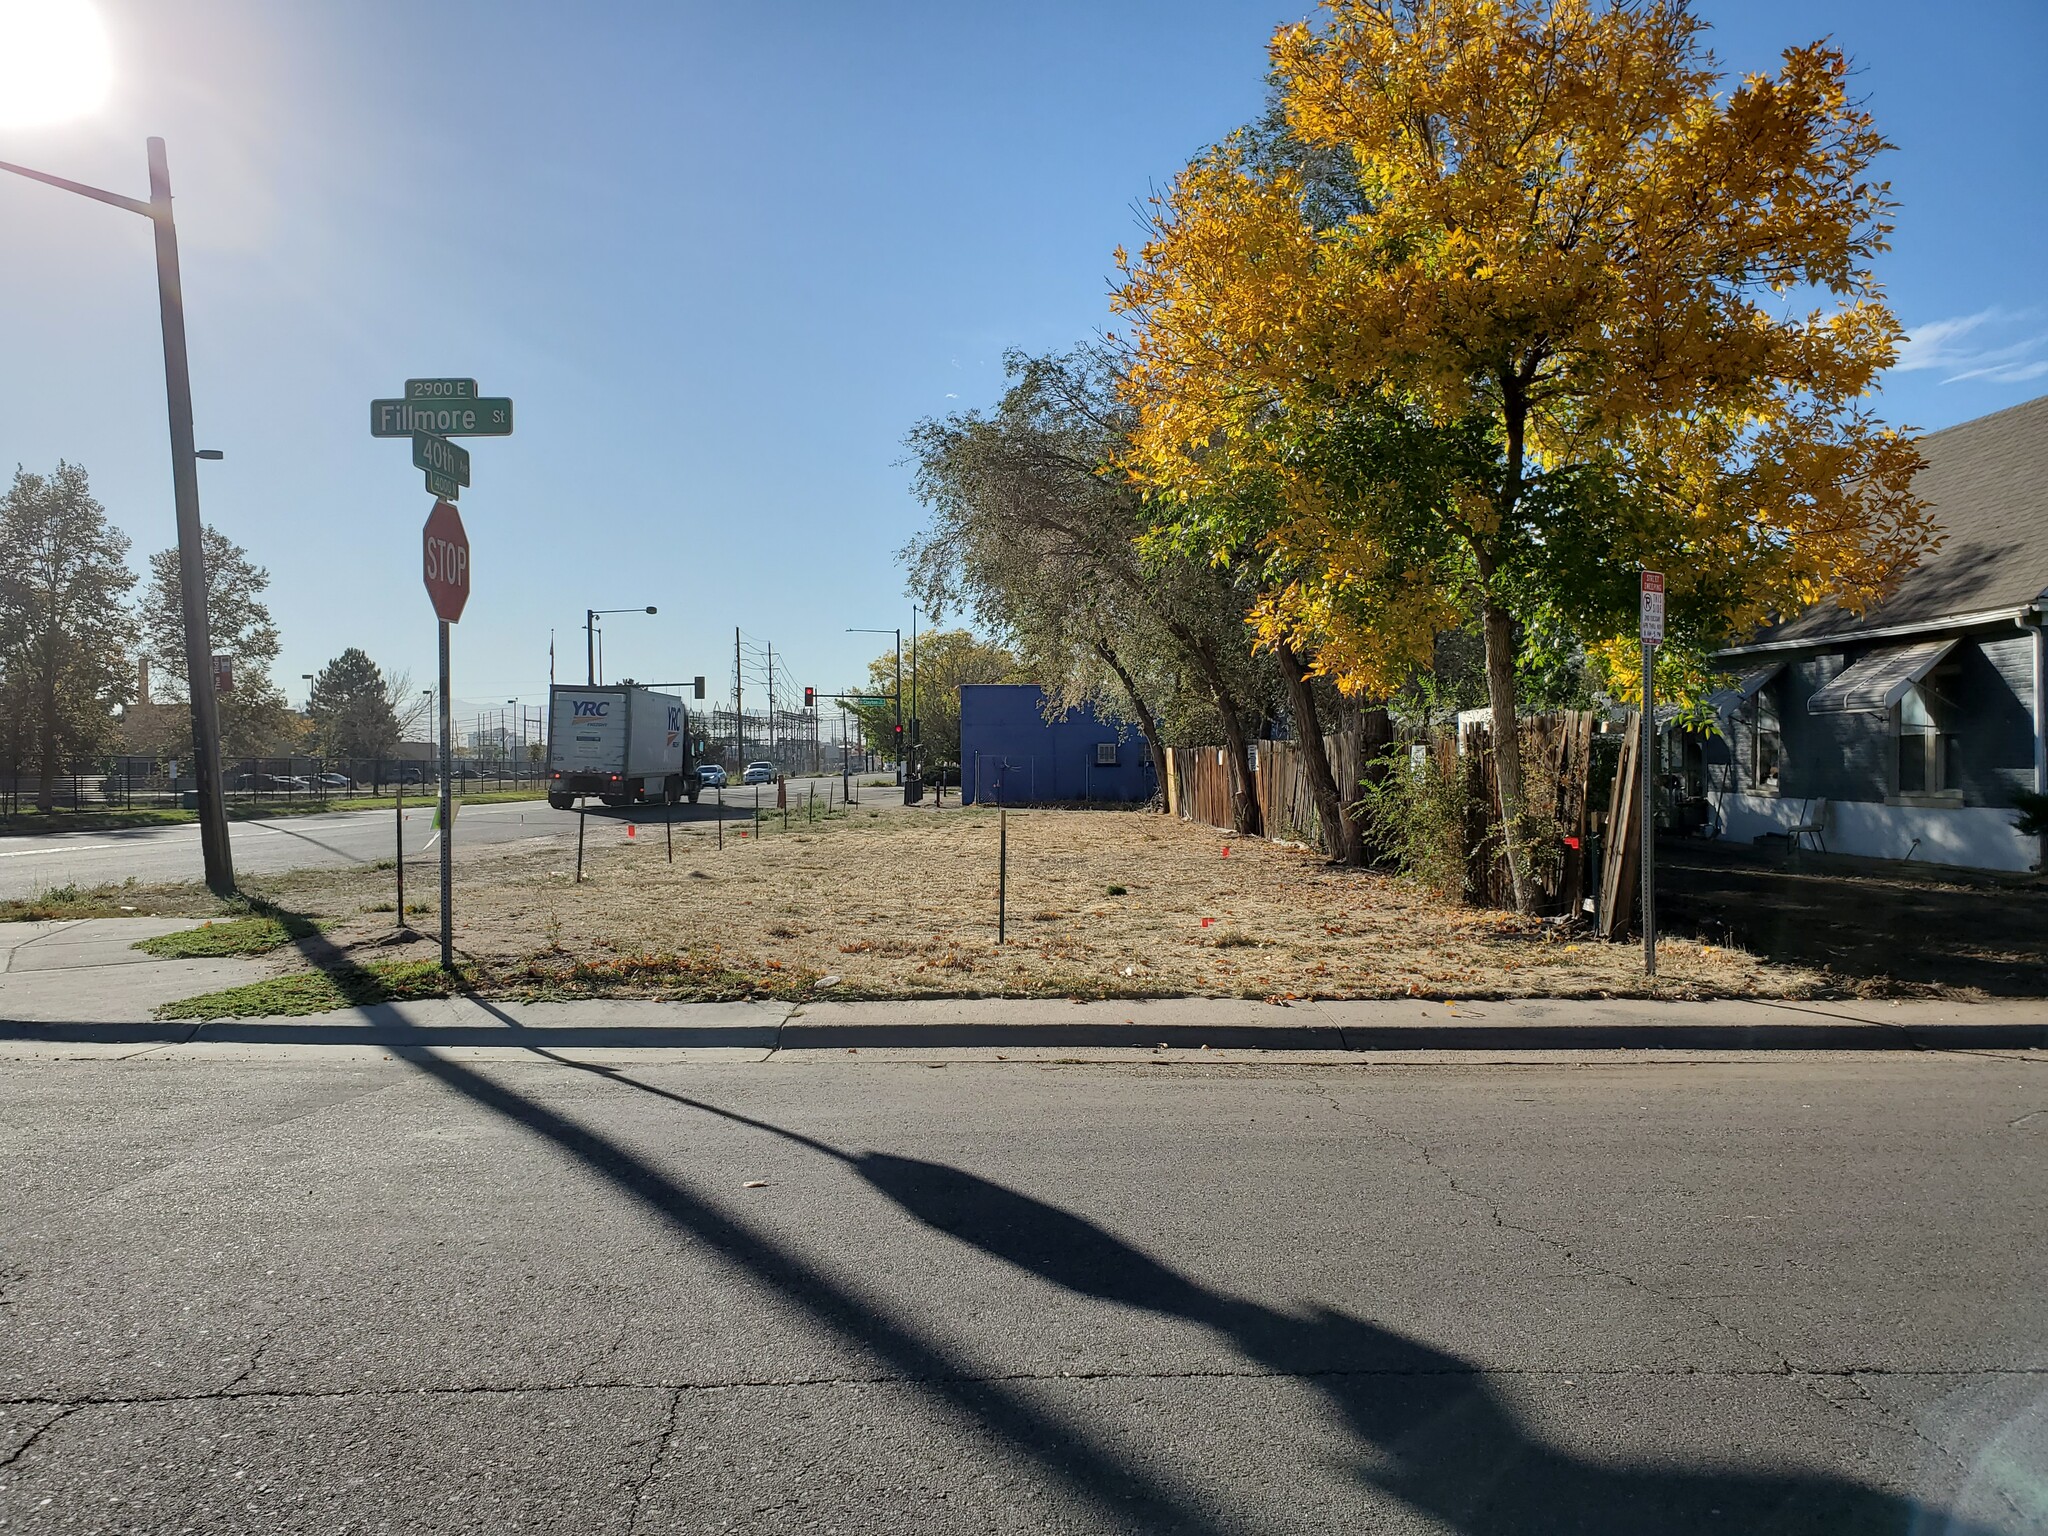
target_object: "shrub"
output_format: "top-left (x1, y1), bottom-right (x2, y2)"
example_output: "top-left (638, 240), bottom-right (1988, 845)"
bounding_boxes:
top-left (1355, 752), bottom-right (1470, 902)
top-left (2014, 790), bottom-right (2048, 839)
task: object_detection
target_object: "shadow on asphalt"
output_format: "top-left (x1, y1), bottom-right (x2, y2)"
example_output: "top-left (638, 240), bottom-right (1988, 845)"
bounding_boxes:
top-left (435, 1004), bottom-right (2006, 1535)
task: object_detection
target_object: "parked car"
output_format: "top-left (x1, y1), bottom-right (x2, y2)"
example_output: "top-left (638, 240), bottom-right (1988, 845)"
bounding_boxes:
top-left (316, 772), bottom-right (354, 790)
top-left (697, 764), bottom-right (729, 788)
top-left (741, 761), bottom-right (778, 785)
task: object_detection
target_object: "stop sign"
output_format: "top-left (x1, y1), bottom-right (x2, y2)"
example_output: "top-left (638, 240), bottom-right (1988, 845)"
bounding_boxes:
top-left (422, 500), bottom-right (470, 623)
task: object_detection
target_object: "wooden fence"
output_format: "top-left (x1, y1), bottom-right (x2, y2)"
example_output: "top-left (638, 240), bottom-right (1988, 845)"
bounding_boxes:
top-left (1168, 710), bottom-right (1597, 915)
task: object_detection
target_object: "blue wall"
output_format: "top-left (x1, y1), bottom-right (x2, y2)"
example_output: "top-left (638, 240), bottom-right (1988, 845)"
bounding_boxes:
top-left (959, 685), bottom-right (1155, 805)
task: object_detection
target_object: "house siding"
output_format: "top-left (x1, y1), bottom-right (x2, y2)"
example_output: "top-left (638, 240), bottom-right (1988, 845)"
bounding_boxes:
top-left (1778, 654), bottom-right (1889, 802)
top-left (1966, 633), bottom-right (2038, 808)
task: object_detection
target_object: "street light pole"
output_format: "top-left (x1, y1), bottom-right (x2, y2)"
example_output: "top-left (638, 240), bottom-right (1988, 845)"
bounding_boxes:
top-left (0, 139), bottom-right (234, 891)
top-left (585, 606), bottom-right (657, 687)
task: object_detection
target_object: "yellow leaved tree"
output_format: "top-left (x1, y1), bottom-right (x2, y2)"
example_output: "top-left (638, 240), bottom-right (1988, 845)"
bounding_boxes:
top-left (1115, 0), bottom-right (1932, 911)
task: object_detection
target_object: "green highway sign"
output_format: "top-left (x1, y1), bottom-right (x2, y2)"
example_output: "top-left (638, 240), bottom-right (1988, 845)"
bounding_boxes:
top-left (371, 397), bottom-right (513, 438)
top-left (406, 378), bottom-right (476, 401)
top-left (424, 470), bottom-right (461, 501)
top-left (412, 433), bottom-right (470, 485)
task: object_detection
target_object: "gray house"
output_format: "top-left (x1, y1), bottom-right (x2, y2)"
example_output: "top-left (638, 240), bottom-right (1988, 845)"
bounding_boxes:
top-left (1706, 394), bottom-right (2046, 873)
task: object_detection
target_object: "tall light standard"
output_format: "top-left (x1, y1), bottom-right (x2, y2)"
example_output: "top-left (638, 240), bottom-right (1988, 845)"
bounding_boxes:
top-left (506, 698), bottom-right (521, 776)
top-left (846, 627), bottom-right (902, 769)
top-left (0, 137), bottom-right (235, 891)
top-left (585, 606), bottom-right (657, 686)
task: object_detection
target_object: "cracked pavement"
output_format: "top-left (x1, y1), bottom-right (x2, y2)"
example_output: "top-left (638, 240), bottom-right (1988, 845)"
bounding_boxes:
top-left (1, 1049), bottom-right (2043, 1532)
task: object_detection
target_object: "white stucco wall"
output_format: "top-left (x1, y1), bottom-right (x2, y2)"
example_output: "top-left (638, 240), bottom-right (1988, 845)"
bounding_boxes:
top-left (1709, 792), bottom-right (2040, 873)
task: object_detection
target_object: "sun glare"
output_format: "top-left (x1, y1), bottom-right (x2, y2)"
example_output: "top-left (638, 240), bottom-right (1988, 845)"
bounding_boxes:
top-left (0, 0), bottom-right (112, 130)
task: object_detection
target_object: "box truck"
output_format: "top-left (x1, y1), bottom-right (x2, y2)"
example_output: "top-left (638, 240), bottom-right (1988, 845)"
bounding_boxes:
top-left (545, 685), bottom-right (698, 809)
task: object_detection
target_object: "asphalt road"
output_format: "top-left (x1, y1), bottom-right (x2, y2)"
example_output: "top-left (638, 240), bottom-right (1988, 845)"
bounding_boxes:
top-left (0, 775), bottom-right (882, 897)
top-left (2, 1050), bottom-right (2041, 1532)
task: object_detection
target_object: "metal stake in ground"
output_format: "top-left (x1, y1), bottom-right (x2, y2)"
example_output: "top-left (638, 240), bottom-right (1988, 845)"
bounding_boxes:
top-left (997, 806), bottom-right (1008, 944)
top-left (394, 778), bottom-right (404, 927)
top-left (576, 808), bottom-right (587, 883)
top-left (717, 784), bottom-right (724, 849)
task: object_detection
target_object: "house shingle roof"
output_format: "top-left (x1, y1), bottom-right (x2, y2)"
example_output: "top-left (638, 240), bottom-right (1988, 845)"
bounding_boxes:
top-left (1741, 392), bottom-right (2048, 648)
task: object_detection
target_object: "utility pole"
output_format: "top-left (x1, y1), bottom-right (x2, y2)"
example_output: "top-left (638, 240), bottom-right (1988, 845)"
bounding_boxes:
top-left (0, 139), bottom-right (235, 892)
top-left (766, 642), bottom-right (775, 765)
top-left (910, 606), bottom-right (919, 780)
top-left (734, 626), bottom-right (743, 763)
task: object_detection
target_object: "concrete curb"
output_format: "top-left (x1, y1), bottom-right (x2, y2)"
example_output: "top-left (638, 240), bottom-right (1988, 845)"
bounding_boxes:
top-left (2, 993), bottom-right (2043, 1054)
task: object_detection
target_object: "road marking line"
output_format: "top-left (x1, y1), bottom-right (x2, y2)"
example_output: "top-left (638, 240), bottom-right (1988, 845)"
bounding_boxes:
top-left (0, 843), bottom-right (124, 857)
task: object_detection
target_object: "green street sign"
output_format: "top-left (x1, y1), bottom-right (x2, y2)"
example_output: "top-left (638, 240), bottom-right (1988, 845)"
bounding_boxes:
top-left (412, 433), bottom-right (470, 485)
top-left (371, 398), bottom-right (513, 437)
top-left (424, 470), bottom-right (461, 501)
top-left (405, 378), bottom-right (477, 401)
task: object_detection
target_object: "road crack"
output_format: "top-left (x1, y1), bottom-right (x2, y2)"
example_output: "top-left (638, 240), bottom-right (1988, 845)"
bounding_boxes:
top-left (624, 1385), bottom-right (684, 1535)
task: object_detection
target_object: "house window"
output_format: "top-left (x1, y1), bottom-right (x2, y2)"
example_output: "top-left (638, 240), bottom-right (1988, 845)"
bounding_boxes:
top-left (1896, 685), bottom-right (1960, 795)
top-left (1095, 741), bottom-right (1118, 766)
top-left (1751, 689), bottom-right (1782, 792)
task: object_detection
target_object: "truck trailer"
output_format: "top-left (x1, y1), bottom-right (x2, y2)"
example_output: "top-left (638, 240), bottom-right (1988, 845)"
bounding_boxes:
top-left (545, 685), bottom-right (698, 809)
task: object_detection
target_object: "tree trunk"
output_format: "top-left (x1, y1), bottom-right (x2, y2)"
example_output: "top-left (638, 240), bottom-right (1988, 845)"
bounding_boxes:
top-left (1093, 640), bottom-right (1172, 814)
top-left (35, 669), bottom-right (57, 813)
top-left (1274, 641), bottom-right (1357, 863)
top-left (1482, 375), bottom-right (1538, 914)
top-left (1212, 690), bottom-right (1263, 837)
top-left (1479, 586), bottom-right (1534, 913)
top-left (1179, 633), bottom-right (1261, 836)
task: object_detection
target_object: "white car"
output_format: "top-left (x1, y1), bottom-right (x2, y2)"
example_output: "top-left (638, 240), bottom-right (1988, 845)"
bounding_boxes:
top-left (697, 764), bottom-right (728, 788)
top-left (741, 761), bottom-right (778, 785)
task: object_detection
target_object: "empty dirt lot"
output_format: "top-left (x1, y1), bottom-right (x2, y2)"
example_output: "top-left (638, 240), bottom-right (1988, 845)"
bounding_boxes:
top-left (244, 802), bottom-right (1818, 1003)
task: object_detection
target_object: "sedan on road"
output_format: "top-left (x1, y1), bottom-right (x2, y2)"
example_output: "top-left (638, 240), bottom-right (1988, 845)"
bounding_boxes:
top-left (697, 764), bottom-right (729, 788)
top-left (741, 761), bottom-right (778, 785)
top-left (316, 772), bottom-right (354, 790)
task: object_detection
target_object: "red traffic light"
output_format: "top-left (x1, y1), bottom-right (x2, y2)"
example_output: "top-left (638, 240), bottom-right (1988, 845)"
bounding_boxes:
top-left (804, 686), bottom-right (815, 707)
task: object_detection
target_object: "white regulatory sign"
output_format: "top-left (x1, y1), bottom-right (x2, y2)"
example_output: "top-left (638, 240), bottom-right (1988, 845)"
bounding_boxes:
top-left (1640, 571), bottom-right (1666, 645)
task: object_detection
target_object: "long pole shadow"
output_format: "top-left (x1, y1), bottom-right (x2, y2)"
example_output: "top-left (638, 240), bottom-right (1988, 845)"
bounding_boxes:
top-left (366, 997), bottom-right (1231, 1534)
top-left (480, 1024), bottom-right (2015, 1536)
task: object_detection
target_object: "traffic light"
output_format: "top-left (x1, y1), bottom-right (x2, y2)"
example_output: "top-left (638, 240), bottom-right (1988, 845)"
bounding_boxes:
top-left (692, 676), bottom-right (706, 699)
top-left (804, 686), bottom-right (815, 707)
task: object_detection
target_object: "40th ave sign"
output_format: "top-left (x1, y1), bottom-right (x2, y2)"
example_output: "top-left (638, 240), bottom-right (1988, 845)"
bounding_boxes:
top-left (423, 500), bottom-right (470, 623)
top-left (412, 433), bottom-right (469, 486)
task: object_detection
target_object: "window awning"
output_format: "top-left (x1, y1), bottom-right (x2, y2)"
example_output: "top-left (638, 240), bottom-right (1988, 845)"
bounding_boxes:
top-left (1709, 663), bottom-right (1783, 716)
top-left (1806, 639), bottom-right (1957, 716)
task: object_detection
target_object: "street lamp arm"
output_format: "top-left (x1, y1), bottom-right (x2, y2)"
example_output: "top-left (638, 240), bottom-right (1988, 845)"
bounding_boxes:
top-left (0, 159), bottom-right (152, 217)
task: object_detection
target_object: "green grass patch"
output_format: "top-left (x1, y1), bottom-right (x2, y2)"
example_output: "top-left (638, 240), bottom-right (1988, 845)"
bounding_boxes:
top-left (131, 913), bottom-right (319, 959)
top-left (156, 959), bottom-right (459, 1020)
top-left (0, 807), bottom-right (196, 834)
top-left (0, 879), bottom-right (221, 922)
top-left (500, 948), bottom-right (818, 1003)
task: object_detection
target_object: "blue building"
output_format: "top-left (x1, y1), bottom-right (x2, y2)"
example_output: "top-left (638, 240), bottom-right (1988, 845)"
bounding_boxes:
top-left (959, 685), bottom-right (1156, 805)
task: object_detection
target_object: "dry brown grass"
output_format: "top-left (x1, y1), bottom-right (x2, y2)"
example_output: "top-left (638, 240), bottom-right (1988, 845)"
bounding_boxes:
top-left (289, 804), bottom-right (1821, 1002)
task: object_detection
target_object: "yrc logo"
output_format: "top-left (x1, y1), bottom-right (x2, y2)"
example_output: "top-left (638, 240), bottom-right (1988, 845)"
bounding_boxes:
top-left (572, 700), bottom-right (610, 718)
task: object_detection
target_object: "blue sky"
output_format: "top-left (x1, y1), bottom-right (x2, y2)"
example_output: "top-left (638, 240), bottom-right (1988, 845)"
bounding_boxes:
top-left (1, 0), bottom-right (2042, 726)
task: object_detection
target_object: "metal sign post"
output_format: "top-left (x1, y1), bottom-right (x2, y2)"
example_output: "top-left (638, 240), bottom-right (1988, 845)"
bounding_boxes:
top-left (438, 620), bottom-right (454, 969)
top-left (378, 378), bottom-right (508, 967)
top-left (1639, 571), bottom-right (1665, 976)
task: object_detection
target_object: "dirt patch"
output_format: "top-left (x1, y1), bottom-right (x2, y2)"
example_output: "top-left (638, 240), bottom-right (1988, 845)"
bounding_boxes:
top-left (1661, 842), bottom-right (2048, 997)
top-left (283, 805), bottom-right (1818, 1002)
